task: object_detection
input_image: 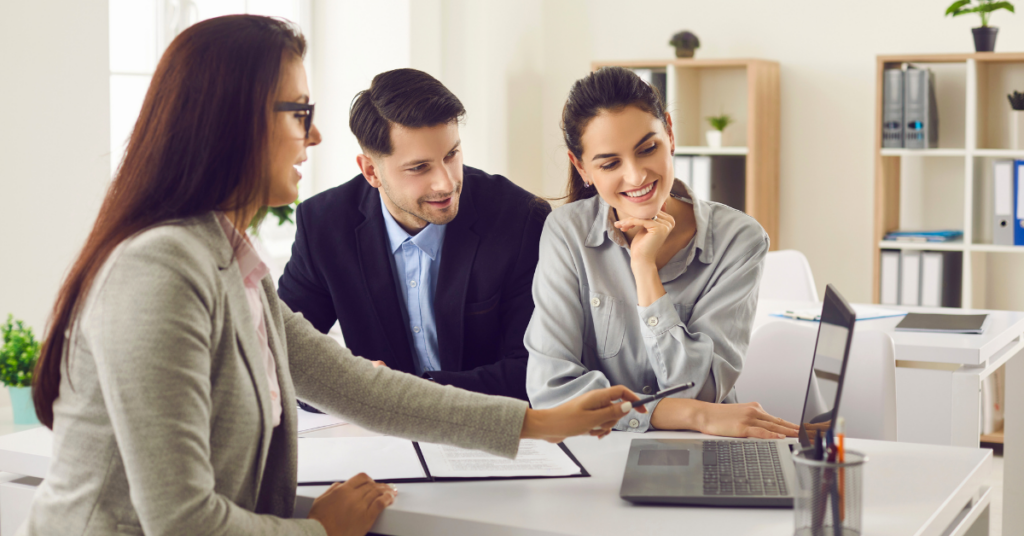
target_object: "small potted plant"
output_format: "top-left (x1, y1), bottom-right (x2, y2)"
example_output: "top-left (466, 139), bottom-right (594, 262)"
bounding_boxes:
top-left (705, 114), bottom-right (732, 148)
top-left (0, 315), bottom-right (40, 425)
top-left (669, 31), bottom-right (700, 58)
top-left (1009, 91), bottom-right (1024, 149)
top-left (945, 0), bottom-right (1015, 52)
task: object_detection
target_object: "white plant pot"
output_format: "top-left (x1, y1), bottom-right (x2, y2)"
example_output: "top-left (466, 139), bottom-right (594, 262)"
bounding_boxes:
top-left (706, 130), bottom-right (723, 148)
top-left (1011, 110), bottom-right (1024, 150)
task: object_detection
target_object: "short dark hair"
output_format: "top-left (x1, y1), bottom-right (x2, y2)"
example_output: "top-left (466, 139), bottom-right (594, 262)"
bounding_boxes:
top-left (349, 68), bottom-right (466, 156)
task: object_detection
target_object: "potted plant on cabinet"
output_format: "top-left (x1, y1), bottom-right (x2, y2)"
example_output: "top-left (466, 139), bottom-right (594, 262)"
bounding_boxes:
top-left (0, 315), bottom-right (40, 425)
top-left (1009, 91), bottom-right (1024, 149)
top-left (705, 114), bottom-right (732, 148)
top-left (945, 0), bottom-right (1015, 52)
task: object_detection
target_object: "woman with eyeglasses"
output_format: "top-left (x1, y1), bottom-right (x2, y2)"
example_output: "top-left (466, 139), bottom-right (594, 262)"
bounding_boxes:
top-left (22, 16), bottom-right (641, 536)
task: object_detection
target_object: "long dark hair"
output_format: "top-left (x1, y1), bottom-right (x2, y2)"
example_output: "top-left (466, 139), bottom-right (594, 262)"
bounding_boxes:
top-left (33, 15), bottom-right (306, 428)
top-left (560, 67), bottom-right (669, 203)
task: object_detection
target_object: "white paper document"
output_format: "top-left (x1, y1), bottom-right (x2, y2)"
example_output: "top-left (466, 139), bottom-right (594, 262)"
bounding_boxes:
top-left (297, 436), bottom-right (427, 484)
top-left (771, 305), bottom-right (906, 322)
top-left (296, 407), bottom-right (347, 433)
top-left (418, 439), bottom-right (582, 478)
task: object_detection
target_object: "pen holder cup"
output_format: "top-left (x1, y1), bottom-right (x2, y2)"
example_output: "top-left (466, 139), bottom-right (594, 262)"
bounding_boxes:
top-left (792, 448), bottom-right (866, 536)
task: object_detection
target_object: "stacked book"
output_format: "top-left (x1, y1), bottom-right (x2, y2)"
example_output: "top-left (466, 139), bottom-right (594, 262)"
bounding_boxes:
top-left (882, 230), bottom-right (962, 243)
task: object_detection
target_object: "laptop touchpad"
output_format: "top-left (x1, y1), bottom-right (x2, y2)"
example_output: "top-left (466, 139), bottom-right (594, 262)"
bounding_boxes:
top-left (638, 449), bottom-right (690, 466)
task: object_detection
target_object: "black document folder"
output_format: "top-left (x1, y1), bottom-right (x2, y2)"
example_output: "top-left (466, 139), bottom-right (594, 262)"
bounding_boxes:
top-left (895, 313), bottom-right (987, 334)
top-left (297, 439), bottom-right (589, 486)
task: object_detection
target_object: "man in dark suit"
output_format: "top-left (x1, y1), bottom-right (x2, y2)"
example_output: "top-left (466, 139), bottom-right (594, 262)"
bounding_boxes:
top-left (278, 68), bottom-right (549, 401)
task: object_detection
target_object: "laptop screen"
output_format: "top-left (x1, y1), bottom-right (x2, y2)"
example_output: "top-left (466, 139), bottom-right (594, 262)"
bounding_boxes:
top-left (797, 285), bottom-right (856, 449)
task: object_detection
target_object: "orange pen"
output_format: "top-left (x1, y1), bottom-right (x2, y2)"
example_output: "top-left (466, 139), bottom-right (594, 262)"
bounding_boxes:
top-left (837, 417), bottom-right (846, 522)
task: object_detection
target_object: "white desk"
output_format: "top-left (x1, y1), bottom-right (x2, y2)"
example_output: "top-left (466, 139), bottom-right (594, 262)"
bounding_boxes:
top-left (758, 299), bottom-right (1024, 535)
top-left (0, 425), bottom-right (993, 536)
top-left (296, 426), bottom-right (992, 536)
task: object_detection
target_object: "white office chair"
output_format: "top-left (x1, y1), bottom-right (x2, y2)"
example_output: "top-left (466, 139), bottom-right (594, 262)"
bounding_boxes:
top-left (736, 321), bottom-right (827, 425)
top-left (759, 249), bottom-right (820, 303)
top-left (737, 321), bottom-right (898, 442)
top-left (841, 330), bottom-right (898, 441)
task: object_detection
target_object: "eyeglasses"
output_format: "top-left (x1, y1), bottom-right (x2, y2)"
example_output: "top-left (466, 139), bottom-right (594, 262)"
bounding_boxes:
top-left (274, 102), bottom-right (315, 139)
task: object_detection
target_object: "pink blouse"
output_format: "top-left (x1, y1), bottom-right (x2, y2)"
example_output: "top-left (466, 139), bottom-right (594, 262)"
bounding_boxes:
top-left (217, 213), bottom-right (282, 428)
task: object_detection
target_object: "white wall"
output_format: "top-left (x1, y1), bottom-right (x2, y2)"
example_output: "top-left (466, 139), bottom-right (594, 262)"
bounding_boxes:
top-left (431, 0), bottom-right (1024, 304)
top-left (310, 0), bottom-right (411, 193)
top-left (0, 0), bottom-right (110, 332)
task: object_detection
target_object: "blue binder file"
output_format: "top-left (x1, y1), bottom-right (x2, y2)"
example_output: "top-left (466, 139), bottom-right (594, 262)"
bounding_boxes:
top-left (1016, 160), bottom-right (1024, 246)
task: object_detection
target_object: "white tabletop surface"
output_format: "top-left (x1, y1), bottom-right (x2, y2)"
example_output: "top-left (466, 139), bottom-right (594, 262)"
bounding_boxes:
top-left (0, 421), bottom-right (991, 536)
top-left (296, 426), bottom-right (992, 536)
top-left (757, 299), bottom-right (1024, 366)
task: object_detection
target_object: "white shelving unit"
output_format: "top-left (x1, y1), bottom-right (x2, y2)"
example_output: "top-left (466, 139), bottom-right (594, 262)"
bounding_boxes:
top-left (874, 53), bottom-right (1024, 311)
top-left (674, 145), bottom-right (749, 156)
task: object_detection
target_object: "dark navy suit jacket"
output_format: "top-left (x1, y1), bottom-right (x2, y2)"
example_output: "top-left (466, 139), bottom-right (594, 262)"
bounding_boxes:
top-left (278, 166), bottom-right (550, 401)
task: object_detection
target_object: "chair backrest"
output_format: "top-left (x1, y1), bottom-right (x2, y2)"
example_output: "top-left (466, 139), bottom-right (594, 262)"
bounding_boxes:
top-left (841, 330), bottom-right (898, 441)
top-left (737, 321), bottom-right (898, 442)
top-left (759, 249), bottom-right (820, 303)
top-left (736, 322), bottom-right (826, 425)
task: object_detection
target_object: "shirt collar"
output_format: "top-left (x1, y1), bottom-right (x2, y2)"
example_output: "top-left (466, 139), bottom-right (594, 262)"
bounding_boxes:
top-left (584, 178), bottom-right (714, 265)
top-left (215, 212), bottom-right (270, 286)
top-left (380, 194), bottom-right (446, 260)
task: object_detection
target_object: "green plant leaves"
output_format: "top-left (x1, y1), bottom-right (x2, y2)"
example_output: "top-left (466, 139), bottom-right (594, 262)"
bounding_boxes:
top-left (0, 315), bottom-right (39, 388)
top-left (706, 114), bottom-right (733, 131)
top-left (945, 0), bottom-right (1015, 26)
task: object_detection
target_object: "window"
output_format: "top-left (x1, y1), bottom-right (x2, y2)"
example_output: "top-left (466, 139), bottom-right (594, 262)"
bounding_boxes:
top-left (109, 0), bottom-right (313, 274)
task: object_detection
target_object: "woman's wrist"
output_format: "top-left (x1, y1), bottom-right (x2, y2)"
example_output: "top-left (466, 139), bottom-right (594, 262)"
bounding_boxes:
top-left (649, 398), bottom-right (708, 431)
top-left (520, 407), bottom-right (550, 439)
top-left (631, 262), bottom-right (664, 308)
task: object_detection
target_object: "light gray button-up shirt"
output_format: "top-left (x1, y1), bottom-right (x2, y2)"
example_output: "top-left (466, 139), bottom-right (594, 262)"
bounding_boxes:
top-left (525, 179), bottom-right (768, 432)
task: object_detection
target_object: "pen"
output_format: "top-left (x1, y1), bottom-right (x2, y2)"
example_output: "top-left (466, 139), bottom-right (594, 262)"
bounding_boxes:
top-left (837, 417), bottom-right (846, 522)
top-left (780, 310), bottom-right (821, 321)
top-left (624, 382), bottom-right (697, 410)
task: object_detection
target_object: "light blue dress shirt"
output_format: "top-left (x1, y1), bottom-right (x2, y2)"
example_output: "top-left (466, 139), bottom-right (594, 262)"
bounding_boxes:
top-left (380, 196), bottom-right (446, 376)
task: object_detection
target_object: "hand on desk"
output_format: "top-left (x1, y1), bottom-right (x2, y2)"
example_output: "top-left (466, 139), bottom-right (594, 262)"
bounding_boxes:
top-left (520, 385), bottom-right (645, 443)
top-left (308, 473), bottom-right (397, 536)
top-left (651, 399), bottom-right (799, 439)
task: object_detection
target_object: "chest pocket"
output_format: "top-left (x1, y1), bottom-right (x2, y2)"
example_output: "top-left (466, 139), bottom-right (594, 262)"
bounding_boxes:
top-left (584, 291), bottom-right (626, 359)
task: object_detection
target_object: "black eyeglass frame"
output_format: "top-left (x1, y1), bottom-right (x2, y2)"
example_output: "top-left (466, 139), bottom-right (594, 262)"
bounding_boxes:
top-left (274, 102), bottom-right (315, 139)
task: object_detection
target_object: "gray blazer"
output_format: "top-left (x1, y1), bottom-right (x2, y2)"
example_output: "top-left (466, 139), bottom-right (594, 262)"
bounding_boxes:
top-left (20, 213), bottom-right (528, 536)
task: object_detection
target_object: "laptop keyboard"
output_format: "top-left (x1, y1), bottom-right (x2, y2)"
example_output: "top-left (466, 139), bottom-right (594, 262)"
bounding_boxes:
top-left (702, 440), bottom-right (787, 496)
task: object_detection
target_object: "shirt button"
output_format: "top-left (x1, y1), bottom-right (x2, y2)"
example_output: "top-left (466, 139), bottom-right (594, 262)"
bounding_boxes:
top-left (629, 419), bottom-right (640, 428)
top-left (643, 386), bottom-right (653, 395)
top-left (591, 297), bottom-right (601, 307)
top-left (647, 316), bottom-right (659, 327)
top-left (413, 326), bottom-right (421, 333)
top-left (409, 280), bottom-right (417, 288)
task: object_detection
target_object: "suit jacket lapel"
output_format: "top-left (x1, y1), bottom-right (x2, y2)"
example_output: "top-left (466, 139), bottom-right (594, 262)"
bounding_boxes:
top-left (435, 181), bottom-right (479, 372)
top-left (356, 189), bottom-right (416, 373)
top-left (201, 214), bottom-right (275, 493)
top-left (256, 282), bottom-right (300, 515)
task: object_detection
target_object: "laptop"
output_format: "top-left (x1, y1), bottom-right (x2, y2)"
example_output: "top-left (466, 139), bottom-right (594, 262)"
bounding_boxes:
top-left (619, 284), bottom-right (856, 507)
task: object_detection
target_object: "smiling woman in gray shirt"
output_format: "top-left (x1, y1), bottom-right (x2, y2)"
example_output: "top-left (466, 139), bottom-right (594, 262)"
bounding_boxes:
top-left (526, 67), bottom-right (798, 439)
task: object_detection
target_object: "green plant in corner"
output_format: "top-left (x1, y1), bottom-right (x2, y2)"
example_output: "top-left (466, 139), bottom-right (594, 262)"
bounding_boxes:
top-left (706, 114), bottom-right (733, 132)
top-left (0, 315), bottom-right (39, 388)
top-left (946, 0), bottom-right (1015, 27)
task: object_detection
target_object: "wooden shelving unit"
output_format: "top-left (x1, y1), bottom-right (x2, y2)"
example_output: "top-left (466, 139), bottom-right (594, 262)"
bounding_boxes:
top-left (873, 52), bottom-right (1024, 310)
top-left (592, 58), bottom-right (780, 250)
